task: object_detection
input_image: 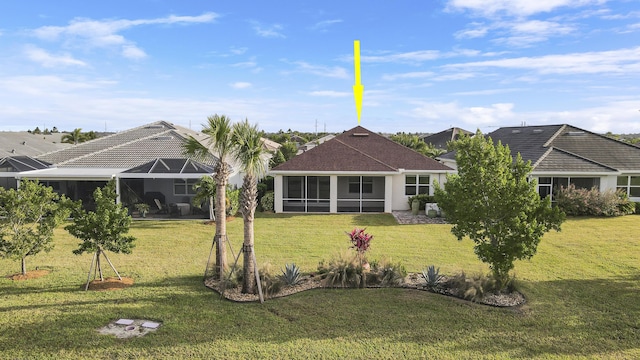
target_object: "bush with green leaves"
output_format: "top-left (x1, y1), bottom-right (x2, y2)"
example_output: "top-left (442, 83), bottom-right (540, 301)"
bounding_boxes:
top-left (422, 265), bottom-right (444, 290)
top-left (0, 179), bottom-right (73, 275)
top-left (555, 185), bottom-right (635, 217)
top-left (226, 187), bottom-right (240, 216)
top-left (260, 191), bottom-right (274, 212)
top-left (280, 263), bottom-right (301, 285)
top-left (407, 194), bottom-right (436, 210)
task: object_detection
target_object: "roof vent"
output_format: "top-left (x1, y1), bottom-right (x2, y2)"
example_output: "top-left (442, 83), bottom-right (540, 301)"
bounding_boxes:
top-left (146, 125), bottom-right (165, 129)
top-left (567, 131), bottom-right (585, 136)
top-left (154, 136), bottom-right (174, 140)
top-left (512, 129), bottom-right (521, 134)
top-left (533, 129), bottom-right (544, 133)
top-left (353, 133), bottom-right (369, 137)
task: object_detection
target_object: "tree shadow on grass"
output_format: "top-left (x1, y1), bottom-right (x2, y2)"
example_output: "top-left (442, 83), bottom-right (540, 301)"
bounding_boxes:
top-left (2, 274), bottom-right (640, 358)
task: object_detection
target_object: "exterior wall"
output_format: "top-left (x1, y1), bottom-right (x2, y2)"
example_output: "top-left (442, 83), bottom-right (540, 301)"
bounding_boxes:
top-left (391, 172), bottom-right (449, 211)
top-left (143, 178), bottom-right (195, 205)
top-left (274, 172), bottom-right (451, 213)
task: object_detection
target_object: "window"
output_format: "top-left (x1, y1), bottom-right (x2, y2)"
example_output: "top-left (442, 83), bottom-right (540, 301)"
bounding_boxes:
top-left (617, 176), bottom-right (640, 197)
top-left (173, 179), bottom-right (197, 195)
top-left (405, 175), bottom-right (430, 196)
top-left (537, 176), bottom-right (601, 202)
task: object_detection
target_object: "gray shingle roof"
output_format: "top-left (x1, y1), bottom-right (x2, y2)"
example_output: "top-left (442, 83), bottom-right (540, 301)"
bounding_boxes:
top-left (441, 124), bottom-right (640, 173)
top-left (421, 127), bottom-right (473, 150)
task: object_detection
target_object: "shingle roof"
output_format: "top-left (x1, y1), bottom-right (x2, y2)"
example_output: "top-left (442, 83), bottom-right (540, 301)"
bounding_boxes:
top-left (272, 125), bottom-right (452, 172)
top-left (441, 124), bottom-right (640, 173)
top-left (37, 121), bottom-right (217, 168)
top-left (421, 127), bottom-right (473, 150)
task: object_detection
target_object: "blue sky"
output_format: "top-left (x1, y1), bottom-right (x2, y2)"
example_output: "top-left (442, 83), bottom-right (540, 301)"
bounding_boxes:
top-left (1, 1), bottom-right (639, 134)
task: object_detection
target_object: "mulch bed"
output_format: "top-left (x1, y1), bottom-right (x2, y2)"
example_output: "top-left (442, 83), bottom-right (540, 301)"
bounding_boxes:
top-left (86, 277), bottom-right (134, 291)
top-left (7, 270), bottom-right (51, 281)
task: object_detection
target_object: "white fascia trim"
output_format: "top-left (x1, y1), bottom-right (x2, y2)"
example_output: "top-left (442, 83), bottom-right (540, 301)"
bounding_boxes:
top-left (269, 170), bottom-right (398, 176)
top-left (117, 173), bottom-right (213, 179)
top-left (531, 171), bottom-right (620, 176)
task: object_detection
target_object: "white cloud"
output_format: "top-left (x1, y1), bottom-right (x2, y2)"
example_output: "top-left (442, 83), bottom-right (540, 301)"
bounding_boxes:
top-left (444, 46), bottom-right (640, 75)
top-left (121, 44), bottom-right (147, 59)
top-left (310, 19), bottom-right (343, 31)
top-left (307, 90), bottom-right (350, 97)
top-left (230, 82), bottom-right (252, 89)
top-left (0, 75), bottom-right (114, 95)
top-left (446, 0), bottom-right (604, 17)
top-left (230, 47), bottom-right (248, 55)
top-left (253, 23), bottom-right (285, 38)
top-left (410, 101), bottom-right (515, 125)
top-left (30, 12), bottom-right (217, 59)
top-left (495, 20), bottom-right (576, 46)
top-left (286, 61), bottom-right (349, 79)
top-left (382, 72), bottom-right (435, 81)
top-left (24, 46), bottom-right (87, 68)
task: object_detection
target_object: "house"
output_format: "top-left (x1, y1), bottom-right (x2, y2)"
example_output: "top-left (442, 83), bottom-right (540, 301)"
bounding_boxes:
top-left (270, 125), bottom-right (453, 213)
top-left (438, 124), bottom-right (640, 202)
top-left (296, 134), bottom-right (336, 155)
top-left (0, 121), bottom-right (243, 217)
top-left (420, 127), bottom-right (472, 150)
top-left (0, 131), bottom-right (70, 158)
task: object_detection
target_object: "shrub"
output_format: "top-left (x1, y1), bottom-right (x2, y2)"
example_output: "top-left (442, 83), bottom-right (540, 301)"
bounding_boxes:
top-left (280, 263), bottom-right (301, 286)
top-left (319, 251), bottom-right (365, 288)
top-left (226, 188), bottom-right (240, 216)
top-left (555, 185), bottom-right (634, 217)
top-left (369, 258), bottom-right (407, 286)
top-left (259, 263), bottom-right (282, 297)
top-left (407, 194), bottom-right (436, 210)
top-left (260, 191), bottom-right (274, 212)
top-left (635, 202), bottom-right (640, 215)
top-left (422, 265), bottom-right (444, 290)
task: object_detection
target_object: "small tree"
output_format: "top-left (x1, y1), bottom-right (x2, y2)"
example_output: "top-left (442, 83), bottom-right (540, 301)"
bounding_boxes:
top-left (65, 181), bottom-right (135, 290)
top-left (435, 131), bottom-right (565, 288)
top-left (0, 180), bottom-right (71, 275)
top-left (192, 175), bottom-right (216, 221)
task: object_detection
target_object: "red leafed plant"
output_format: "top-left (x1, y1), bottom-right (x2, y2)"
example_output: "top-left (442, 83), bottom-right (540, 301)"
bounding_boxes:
top-left (347, 227), bottom-right (373, 255)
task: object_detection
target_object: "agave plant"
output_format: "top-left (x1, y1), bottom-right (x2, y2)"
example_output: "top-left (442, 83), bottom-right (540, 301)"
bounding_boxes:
top-left (280, 263), bottom-right (301, 286)
top-left (422, 265), bottom-right (444, 290)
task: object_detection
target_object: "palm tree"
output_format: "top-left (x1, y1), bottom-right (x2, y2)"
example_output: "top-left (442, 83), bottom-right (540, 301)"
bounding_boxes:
top-left (233, 120), bottom-right (269, 294)
top-left (183, 115), bottom-right (235, 281)
top-left (191, 176), bottom-right (216, 221)
top-left (61, 128), bottom-right (83, 145)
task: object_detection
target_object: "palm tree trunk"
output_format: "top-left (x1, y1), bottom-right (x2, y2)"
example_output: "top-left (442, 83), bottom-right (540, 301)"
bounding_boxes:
top-left (215, 169), bottom-right (228, 281)
top-left (241, 218), bottom-right (255, 293)
top-left (209, 196), bottom-right (215, 221)
top-left (241, 174), bottom-right (257, 294)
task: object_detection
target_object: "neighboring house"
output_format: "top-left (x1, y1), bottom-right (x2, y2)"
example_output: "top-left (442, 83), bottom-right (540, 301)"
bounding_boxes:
top-left (0, 131), bottom-right (70, 158)
top-left (0, 121), bottom-right (246, 216)
top-left (439, 124), bottom-right (640, 202)
top-left (296, 134), bottom-right (335, 155)
top-left (420, 127), bottom-right (473, 150)
top-left (270, 125), bottom-right (453, 213)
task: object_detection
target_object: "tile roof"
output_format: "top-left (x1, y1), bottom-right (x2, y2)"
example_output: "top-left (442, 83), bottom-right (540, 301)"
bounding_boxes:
top-left (440, 124), bottom-right (640, 173)
top-left (37, 121), bottom-right (217, 168)
top-left (0, 132), bottom-right (70, 157)
top-left (272, 125), bottom-right (452, 172)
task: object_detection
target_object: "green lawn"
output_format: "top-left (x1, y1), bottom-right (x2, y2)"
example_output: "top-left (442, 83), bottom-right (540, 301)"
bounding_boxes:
top-left (1, 214), bottom-right (639, 359)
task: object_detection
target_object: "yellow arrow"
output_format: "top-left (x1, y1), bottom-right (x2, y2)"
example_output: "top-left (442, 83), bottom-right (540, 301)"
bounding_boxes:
top-left (353, 40), bottom-right (364, 124)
